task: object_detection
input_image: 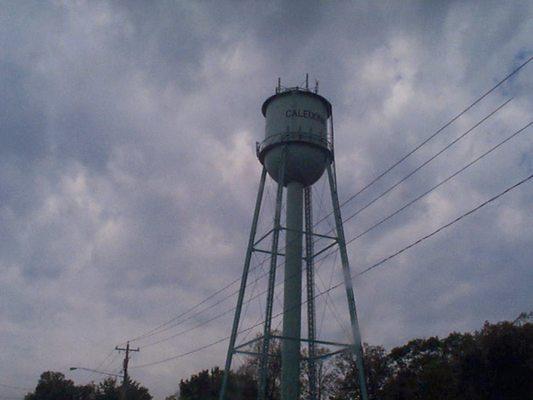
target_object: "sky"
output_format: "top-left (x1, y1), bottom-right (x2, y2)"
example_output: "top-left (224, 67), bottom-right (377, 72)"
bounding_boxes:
top-left (0, 0), bottom-right (532, 398)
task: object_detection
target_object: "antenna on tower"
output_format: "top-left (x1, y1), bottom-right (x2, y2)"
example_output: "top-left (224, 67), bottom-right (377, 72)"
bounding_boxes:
top-left (305, 73), bottom-right (309, 89)
top-left (314, 79), bottom-right (319, 93)
top-left (277, 77), bottom-right (281, 93)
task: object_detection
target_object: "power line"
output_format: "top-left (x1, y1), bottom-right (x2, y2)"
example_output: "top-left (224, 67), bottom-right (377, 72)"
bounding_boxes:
top-left (95, 349), bottom-right (115, 369)
top-left (315, 251), bottom-right (352, 340)
top-left (130, 120), bottom-right (530, 350)
top-left (140, 249), bottom-right (337, 349)
top-left (248, 90), bottom-right (506, 290)
top-left (128, 106), bottom-right (520, 349)
top-left (308, 122), bottom-right (531, 270)
top-left (307, 97), bottom-right (515, 252)
top-left (342, 122), bottom-right (531, 247)
top-left (314, 55), bottom-right (532, 227)
top-left (131, 173), bottom-right (532, 368)
top-left (126, 277), bottom-right (243, 344)
top-left (141, 306), bottom-right (237, 349)
top-left (89, 349), bottom-right (117, 382)
top-left (338, 98), bottom-right (512, 227)
top-left (355, 173), bottom-right (532, 277)
top-left (131, 336), bottom-right (233, 369)
top-left (118, 55), bottom-right (531, 348)
top-left (237, 122), bottom-right (531, 342)
top-left (100, 351), bottom-right (122, 377)
top-left (142, 117), bottom-right (531, 363)
top-left (0, 384), bottom-right (30, 392)
top-left (127, 181), bottom-right (289, 344)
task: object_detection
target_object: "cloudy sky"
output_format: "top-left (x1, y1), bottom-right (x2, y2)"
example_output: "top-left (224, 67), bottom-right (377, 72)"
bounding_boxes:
top-left (1, 0), bottom-right (532, 398)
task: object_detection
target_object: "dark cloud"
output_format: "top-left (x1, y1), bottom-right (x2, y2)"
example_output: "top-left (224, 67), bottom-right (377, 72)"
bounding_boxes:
top-left (0, 1), bottom-right (531, 398)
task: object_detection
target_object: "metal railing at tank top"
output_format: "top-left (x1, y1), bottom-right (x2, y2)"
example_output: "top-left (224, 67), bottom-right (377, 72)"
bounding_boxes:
top-left (256, 131), bottom-right (333, 158)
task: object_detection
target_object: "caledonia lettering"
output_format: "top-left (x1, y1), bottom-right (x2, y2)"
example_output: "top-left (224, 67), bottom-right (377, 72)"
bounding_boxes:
top-left (285, 109), bottom-right (326, 124)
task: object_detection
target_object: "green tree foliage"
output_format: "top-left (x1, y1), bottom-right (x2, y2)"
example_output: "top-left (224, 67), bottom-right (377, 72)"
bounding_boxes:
top-left (24, 373), bottom-right (152, 400)
top-left (178, 333), bottom-right (286, 399)
top-left (240, 333), bottom-right (282, 399)
top-left (177, 316), bottom-right (532, 400)
top-left (178, 367), bottom-right (256, 400)
top-left (333, 320), bottom-right (532, 400)
top-left (24, 372), bottom-right (85, 400)
top-left (457, 321), bottom-right (532, 400)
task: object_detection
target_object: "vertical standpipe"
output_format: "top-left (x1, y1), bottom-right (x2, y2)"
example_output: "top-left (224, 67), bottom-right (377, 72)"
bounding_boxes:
top-left (281, 181), bottom-right (304, 400)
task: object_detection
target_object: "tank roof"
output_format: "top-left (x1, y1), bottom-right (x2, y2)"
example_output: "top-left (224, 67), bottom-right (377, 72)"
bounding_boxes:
top-left (261, 88), bottom-right (332, 117)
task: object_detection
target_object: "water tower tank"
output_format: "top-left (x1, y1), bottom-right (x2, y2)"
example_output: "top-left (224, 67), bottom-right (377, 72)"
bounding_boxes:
top-left (257, 88), bottom-right (333, 186)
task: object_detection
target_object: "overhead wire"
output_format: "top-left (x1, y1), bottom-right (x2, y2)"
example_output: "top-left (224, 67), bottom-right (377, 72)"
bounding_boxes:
top-left (122, 59), bottom-right (531, 370)
top-left (140, 245), bottom-right (338, 349)
top-left (124, 276), bottom-right (243, 344)
top-left (337, 98), bottom-right (513, 229)
top-left (100, 351), bottom-right (121, 377)
top-left (89, 349), bottom-right (117, 382)
top-left (122, 174), bottom-right (276, 344)
top-left (237, 256), bottom-right (268, 346)
top-left (236, 253), bottom-right (262, 337)
top-left (309, 97), bottom-right (513, 252)
top-left (317, 251), bottom-right (340, 338)
top-left (118, 55), bottom-right (531, 349)
top-left (129, 118), bottom-right (529, 361)
top-left (323, 122), bottom-right (531, 261)
top-left (132, 118), bottom-right (533, 354)
top-left (131, 172), bottom-right (532, 368)
top-left (315, 252), bottom-right (351, 340)
top-left (354, 173), bottom-right (532, 277)
top-left (313, 55), bottom-right (532, 228)
top-left (130, 117), bottom-right (530, 351)
top-left (312, 183), bottom-right (350, 338)
top-left (124, 177), bottom-right (292, 345)
top-left (0, 384), bottom-right (30, 392)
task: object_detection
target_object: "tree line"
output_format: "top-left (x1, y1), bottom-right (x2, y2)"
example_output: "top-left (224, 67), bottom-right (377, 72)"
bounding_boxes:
top-left (23, 373), bottom-right (151, 400)
top-left (21, 313), bottom-right (532, 399)
top-left (178, 314), bottom-right (532, 400)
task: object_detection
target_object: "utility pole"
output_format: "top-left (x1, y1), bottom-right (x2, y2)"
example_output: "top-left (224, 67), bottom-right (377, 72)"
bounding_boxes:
top-left (115, 342), bottom-right (139, 400)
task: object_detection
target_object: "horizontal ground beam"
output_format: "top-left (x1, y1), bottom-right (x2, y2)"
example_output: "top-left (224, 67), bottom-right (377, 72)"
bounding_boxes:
top-left (310, 348), bottom-right (352, 361)
top-left (282, 227), bottom-right (337, 241)
top-left (270, 335), bottom-right (351, 348)
top-left (233, 336), bottom-right (264, 351)
top-left (253, 248), bottom-right (285, 257)
top-left (234, 350), bottom-right (281, 358)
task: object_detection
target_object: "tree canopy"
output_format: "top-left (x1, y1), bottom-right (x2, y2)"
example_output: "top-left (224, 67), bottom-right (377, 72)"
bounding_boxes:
top-left (20, 316), bottom-right (532, 400)
top-left (24, 373), bottom-right (152, 400)
top-left (178, 317), bottom-right (532, 400)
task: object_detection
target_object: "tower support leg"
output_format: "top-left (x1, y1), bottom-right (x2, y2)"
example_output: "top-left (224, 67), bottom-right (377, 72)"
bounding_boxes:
top-left (326, 164), bottom-right (369, 400)
top-left (258, 151), bottom-right (286, 400)
top-left (304, 187), bottom-right (318, 400)
top-left (281, 181), bottom-right (304, 400)
top-left (219, 167), bottom-right (267, 400)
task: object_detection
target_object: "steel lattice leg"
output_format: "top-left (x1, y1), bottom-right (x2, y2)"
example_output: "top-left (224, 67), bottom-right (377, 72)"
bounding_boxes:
top-left (219, 167), bottom-right (267, 400)
top-left (326, 164), bottom-right (369, 400)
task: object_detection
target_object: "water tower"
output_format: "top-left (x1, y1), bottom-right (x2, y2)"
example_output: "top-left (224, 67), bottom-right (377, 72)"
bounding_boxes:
top-left (219, 78), bottom-right (368, 400)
